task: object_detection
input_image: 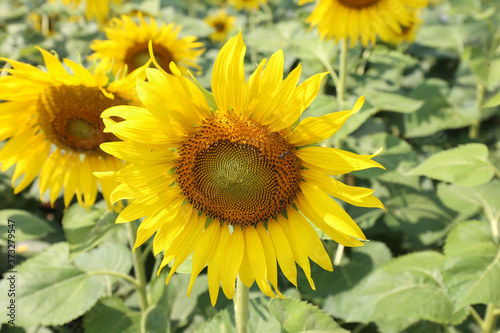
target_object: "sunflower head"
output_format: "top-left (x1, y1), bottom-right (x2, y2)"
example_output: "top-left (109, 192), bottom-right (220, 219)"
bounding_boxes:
top-left (57, 0), bottom-right (121, 23)
top-left (89, 12), bottom-right (205, 76)
top-left (228, 0), bottom-right (266, 11)
top-left (0, 48), bottom-right (147, 210)
top-left (384, 10), bottom-right (422, 44)
top-left (99, 33), bottom-right (385, 305)
top-left (301, 0), bottom-right (428, 47)
top-left (205, 10), bottom-right (236, 43)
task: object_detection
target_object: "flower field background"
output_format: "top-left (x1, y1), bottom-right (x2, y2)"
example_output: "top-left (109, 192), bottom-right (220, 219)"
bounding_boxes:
top-left (0, 0), bottom-right (500, 332)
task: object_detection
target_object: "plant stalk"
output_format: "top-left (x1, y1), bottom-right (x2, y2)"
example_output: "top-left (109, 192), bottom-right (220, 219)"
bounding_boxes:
top-left (337, 39), bottom-right (348, 105)
top-left (469, 82), bottom-right (485, 139)
top-left (481, 303), bottom-right (500, 333)
top-left (126, 222), bottom-right (149, 312)
top-left (234, 276), bottom-right (249, 333)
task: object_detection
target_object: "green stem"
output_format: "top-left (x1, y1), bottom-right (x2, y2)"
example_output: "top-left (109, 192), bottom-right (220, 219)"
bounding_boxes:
top-left (87, 270), bottom-right (141, 288)
top-left (333, 244), bottom-right (345, 266)
top-left (234, 276), bottom-right (249, 333)
top-left (337, 39), bottom-right (348, 105)
top-left (248, 11), bottom-right (258, 64)
top-left (127, 222), bottom-right (149, 312)
top-left (470, 306), bottom-right (484, 327)
top-left (140, 240), bottom-right (154, 263)
top-left (481, 304), bottom-right (500, 333)
top-left (469, 82), bottom-right (485, 139)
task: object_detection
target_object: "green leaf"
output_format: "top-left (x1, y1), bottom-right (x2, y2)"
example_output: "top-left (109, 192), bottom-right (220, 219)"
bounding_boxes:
top-left (194, 308), bottom-right (234, 333)
top-left (142, 306), bottom-right (170, 333)
top-left (83, 297), bottom-right (142, 333)
top-left (0, 209), bottom-right (58, 245)
top-left (363, 89), bottom-right (424, 113)
top-left (74, 243), bottom-right (133, 275)
top-left (149, 271), bottom-right (208, 330)
top-left (341, 251), bottom-right (467, 325)
top-left (269, 298), bottom-right (347, 333)
top-left (437, 183), bottom-right (482, 217)
top-left (384, 187), bottom-right (457, 248)
top-left (0, 243), bottom-right (104, 326)
top-left (62, 200), bottom-right (119, 260)
top-left (483, 90), bottom-right (500, 108)
top-left (443, 221), bottom-right (500, 308)
top-left (303, 241), bottom-right (392, 307)
top-left (188, 71), bottom-right (217, 111)
top-left (407, 144), bottom-right (495, 186)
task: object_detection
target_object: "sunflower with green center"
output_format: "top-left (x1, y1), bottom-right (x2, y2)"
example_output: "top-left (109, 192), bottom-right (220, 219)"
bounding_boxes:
top-left (300, 0), bottom-right (428, 47)
top-left (0, 48), bottom-right (146, 210)
top-left (89, 13), bottom-right (205, 75)
top-left (97, 33), bottom-right (384, 305)
top-left (53, 0), bottom-right (120, 23)
top-left (205, 10), bottom-right (236, 43)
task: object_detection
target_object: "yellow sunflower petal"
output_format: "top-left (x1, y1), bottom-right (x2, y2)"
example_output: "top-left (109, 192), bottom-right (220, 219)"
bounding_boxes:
top-left (188, 220), bottom-right (221, 296)
top-left (267, 219), bottom-right (298, 287)
top-left (208, 223), bottom-right (230, 306)
top-left (297, 146), bottom-right (385, 175)
top-left (302, 168), bottom-right (385, 210)
top-left (288, 96), bottom-right (365, 146)
top-left (220, 227), bottom-right (244, 299)
top-left (212, 32), bottom-right (246, 115)
top-left (244, 226), bottom-right (276, 298)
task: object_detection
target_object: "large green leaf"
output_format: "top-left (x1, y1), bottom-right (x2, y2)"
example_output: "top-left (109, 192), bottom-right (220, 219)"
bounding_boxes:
top-left (443, 221), bottom-right (500, 308)
top-left (0, 243), bottom-right (104, 326)
top-left (437, 181), bottom-right (500, 230)
top-left (303, 241), bottom-right (392, 307)
top-left (363, 89), bottom-right (424, 113)
top-left (74, 243), bottom-right (133, 276)
top-left (83, 297), bottom-right (142, 333)
top-left (407, 144), bottom-right (495, 186)
top-left (0, 209), bottom-right (58, 246)
top-left (142, 306), bottom-right (170, 333)
top-left (269, 298), bottom-right (347, 333)
top-left (339, 251), bottom-right (468, 325)
top-left (62, 200), bottom-right (120, 260)
top-left (383, 186), bottom-right (457, 248)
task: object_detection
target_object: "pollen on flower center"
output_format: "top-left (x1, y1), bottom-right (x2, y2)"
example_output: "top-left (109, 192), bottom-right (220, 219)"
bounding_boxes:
top-left (176, 113), bottom-right (302, 227)
top-left (125, 41), bottom-right (174, 72)
top-left (339, 0), bottom-right (379, 8)
top-left (37, 85), bottom-right (126, 155)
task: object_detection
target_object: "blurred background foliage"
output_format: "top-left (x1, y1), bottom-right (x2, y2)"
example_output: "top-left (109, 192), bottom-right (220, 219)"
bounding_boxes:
top-left (0, 0), bottom-right (499, 332)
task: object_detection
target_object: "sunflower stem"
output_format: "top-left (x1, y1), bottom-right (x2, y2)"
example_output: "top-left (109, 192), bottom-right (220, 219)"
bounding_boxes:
top-left (234, 276), bottom-right (249, 333)
top-left (469, 82), bottom-right (485, 139)
top-left (337, 39), bottom-right (348, 105)
top-left (334, 244), bottom-right (345, 266)
top-left (126, 222), bottom-right (149, 312)
top-left (481, 303), bottom-right (500, 333)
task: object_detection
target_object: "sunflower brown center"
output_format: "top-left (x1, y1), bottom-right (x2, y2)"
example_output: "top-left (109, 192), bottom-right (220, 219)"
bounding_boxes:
top-left (124, 41), bottom-right (174, 73)
top-left (214, 21), bottom-right (226, 32)
top-left (37, 85), bottom-right (126, 155)
top-left (176, 113), bottom-right (302, 227)
top-left (339, 0), bottom-right (379, 8)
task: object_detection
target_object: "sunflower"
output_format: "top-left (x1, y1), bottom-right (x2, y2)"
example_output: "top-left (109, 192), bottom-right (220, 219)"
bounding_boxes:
top-left (300, 0), bottom-right (428, 47)
top-left (229, 0), bottom-right (266, 11)
top-left (54, 0), bottom-right (120, 23)
top-left (205, 10), bottom-right (236, 43)
top-left (89, 13), bottom-right (205, 76)
top-left (384, 10), bottom-right (422, 44)
top-left (97, 33), bottom-right (384, 305)
top-left (0, 48), bottom-right (146, 210)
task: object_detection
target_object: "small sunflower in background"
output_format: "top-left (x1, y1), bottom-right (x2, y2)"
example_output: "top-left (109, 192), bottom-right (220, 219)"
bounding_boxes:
top-left (229, 0), bottom-right (266, 11)
top-left (384, 10), bottom-right (423, 45)
top-left (205, 9), bottom-right (236, 43)
top-left (300, 0), bottom-right (428, 47)
top-left (98, 33), bottom-right (385, 305)
top-left (89, 13), bottom-right (205, 75)
top-left (0, 48), bottom-right (147, 210)
top-left (52, 0), bottom-right (120, 23)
